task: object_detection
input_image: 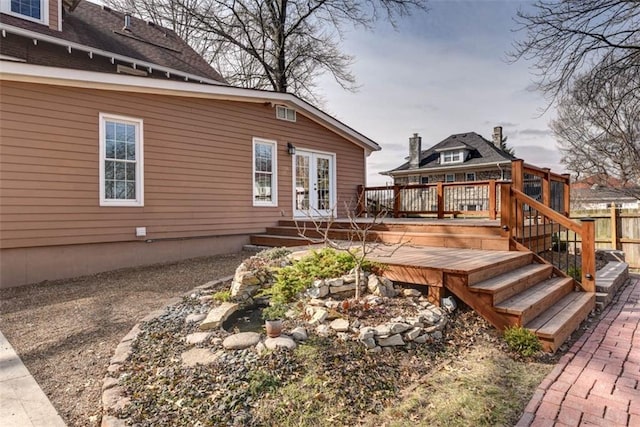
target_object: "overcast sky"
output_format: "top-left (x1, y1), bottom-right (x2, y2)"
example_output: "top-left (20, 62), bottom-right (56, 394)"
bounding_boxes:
top-left (317, 0), bottom-right (562, 186)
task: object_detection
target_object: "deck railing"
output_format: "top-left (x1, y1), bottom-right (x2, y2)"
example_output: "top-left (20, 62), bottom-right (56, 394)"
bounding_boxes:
top-left (357, 159), bottom-right (595, 291)
top-left (357, 180), bottom-right (501, 219)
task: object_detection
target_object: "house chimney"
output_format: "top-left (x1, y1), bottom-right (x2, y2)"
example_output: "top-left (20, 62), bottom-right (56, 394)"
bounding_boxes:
top-left (492, 126), bottom-right (503, 148)
top-left (409, 133), bottom-right (422, 169)
top-left (123, 14), bottom-right (132, 32)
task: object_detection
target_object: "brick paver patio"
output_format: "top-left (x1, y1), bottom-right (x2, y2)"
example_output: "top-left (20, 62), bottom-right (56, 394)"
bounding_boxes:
top-left (518, 275), bottom-right (640, 427)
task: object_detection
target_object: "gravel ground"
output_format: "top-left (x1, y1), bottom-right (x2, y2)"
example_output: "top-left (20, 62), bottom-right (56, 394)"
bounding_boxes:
top-left (0, 251), bottom-right (248, 427)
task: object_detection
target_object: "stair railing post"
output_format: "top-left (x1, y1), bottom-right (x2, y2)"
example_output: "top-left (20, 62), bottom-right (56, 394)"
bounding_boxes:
top-left (489, 179), bottom-right (496, 220)
top-left (611, 204), bottom-right (620, 250)
top-left (581, 218), bottom-right (596, 293)
top-left (437, 182), bottom-right (444, 219)
top-left (562, 173), bottom-right (571, 217)
top-left (542, 168), bottom-right (551, 209)
top-left (499, 182), bottom-right (513, 239)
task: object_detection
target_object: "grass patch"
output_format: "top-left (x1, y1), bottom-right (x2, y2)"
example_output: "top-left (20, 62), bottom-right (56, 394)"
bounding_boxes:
top-left (364, 346), bottom-right (551, 427)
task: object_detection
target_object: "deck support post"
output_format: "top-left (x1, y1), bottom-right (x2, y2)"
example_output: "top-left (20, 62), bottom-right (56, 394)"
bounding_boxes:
top-left (581, 218), bottom-right (596, 293)
top-left (428, 286), bottom-right (445, 306)
top-left (542, 168), bottom-right (551, 208)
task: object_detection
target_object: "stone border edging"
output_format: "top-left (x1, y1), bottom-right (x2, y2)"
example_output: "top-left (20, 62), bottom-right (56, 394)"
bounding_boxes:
top-left (100, 275), bottom-right (234, 427)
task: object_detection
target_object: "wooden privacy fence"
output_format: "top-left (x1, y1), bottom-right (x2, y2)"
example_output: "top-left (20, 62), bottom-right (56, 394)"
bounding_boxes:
top-left (571, 207), bottom-right (640, 269)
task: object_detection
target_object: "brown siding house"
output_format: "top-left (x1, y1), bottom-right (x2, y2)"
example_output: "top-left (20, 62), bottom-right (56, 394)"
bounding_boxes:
top-left (0, 2), bottom-right (380, 287)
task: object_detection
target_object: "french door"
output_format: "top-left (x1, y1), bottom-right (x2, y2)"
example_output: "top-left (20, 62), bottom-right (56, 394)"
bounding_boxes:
top-left (293, 150), bottom-right (335, 218)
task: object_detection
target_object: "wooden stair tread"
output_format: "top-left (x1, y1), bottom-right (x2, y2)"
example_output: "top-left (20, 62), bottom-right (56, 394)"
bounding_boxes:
top-left (494, 277), bottom-right (573, 315)
top-left (525, 292), bottom-right (595, 339)
top-left (469, 264), bottom-right (552, 293)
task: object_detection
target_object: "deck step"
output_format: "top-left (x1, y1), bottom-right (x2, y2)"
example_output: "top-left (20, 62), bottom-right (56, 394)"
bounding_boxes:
top-left (263, 226), bottom-right (509, 250)
top-left (469, 263), bottom-right (554, 304)
top-left (494, 276), bottom-right (574, 325)
top-left (250, 234), bottom-right (317, 247)
top-left (525, 292), bottom-right (595, 352)
top-left (277, 220), bottom-right (504, 236)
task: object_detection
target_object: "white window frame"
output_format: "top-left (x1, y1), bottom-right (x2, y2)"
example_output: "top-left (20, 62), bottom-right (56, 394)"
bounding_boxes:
top-left (1, 0), bottom-right (49, 25)
top-left (420, 176), bottom-right (429, 184)
top-left (445, 173), bottom-right (455, 182)
top-left (466, 172), bottom-right (476, 181)
top-left (99, 113), bottom-right (144, 207)
top-left (252, 137), bottom-right (278, 207)
top-left (441, 149), bottom-right (465, 165)
top-left (276, 105), bottom-right (296, 122)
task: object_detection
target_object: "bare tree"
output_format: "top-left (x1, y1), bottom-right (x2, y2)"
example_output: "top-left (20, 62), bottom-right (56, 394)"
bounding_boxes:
top-left (105, 0), bottom-right (426, 103)
top-left (551, 68), bottom-right (640, 197)
top-left (511, 0), bottom-right (640, 111)
top-left (296, 201), bottom-right (405, 300)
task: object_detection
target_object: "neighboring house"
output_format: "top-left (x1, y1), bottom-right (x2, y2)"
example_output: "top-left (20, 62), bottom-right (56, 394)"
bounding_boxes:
top-left (382, 127), bottom-right (516, 213)
top-left (571, 175), bottom-right (640, 211)
top-left (0, 1), bottom-right (381, 287)
top-left (384, 127), bottom-right (515, 185)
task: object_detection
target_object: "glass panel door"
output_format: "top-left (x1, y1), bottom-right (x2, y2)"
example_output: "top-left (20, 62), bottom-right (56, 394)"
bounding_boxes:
top-left (294, 151), bottom-right (334, 217)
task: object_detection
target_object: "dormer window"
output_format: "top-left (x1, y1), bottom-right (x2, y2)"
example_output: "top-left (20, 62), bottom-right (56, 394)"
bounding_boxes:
top-left (2, 0), bottom-right (49, 25)
top-left (440, 149), bottom-right (466, 165)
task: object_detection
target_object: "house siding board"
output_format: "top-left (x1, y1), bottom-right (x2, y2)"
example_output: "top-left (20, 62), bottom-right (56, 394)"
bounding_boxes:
top-left (0, 81), bottom-right (365, 250)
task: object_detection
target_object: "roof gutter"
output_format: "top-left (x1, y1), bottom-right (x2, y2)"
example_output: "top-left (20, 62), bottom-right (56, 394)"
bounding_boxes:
top-left (0, 23), bottom-right (226, 86)
top-left (0, 61), bottom-right (381, 153)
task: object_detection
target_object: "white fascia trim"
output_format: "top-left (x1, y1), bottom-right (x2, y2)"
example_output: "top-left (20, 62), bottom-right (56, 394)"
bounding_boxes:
top-left (0, 61), bottom-right (381, 153)
top-left (57, 0), bottom-right (62, 31)
top-left (382, 161), bottom-right (512, 177)
top-left (0, 23), bottom-right (225, 85)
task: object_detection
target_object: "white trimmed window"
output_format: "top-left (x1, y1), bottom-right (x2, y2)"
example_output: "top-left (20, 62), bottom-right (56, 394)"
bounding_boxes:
top-left (466, 172), bottom-right (476, 181)
top-left (99, 114), bottom-right (144, 207)
top-left (1, 0), bottom-right (49, 25)
top-left (441, 150), bottom-right (465, 165)
top-left (445, 173), bottom-right (455, 182)
top-left (276, 105), bottom-right (296, 122)
top-left (253, 138), bottom-right (278, 206)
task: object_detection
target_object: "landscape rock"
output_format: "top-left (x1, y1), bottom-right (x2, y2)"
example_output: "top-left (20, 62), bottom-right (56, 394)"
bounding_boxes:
top-left (200, 302), bottom-right (239, 330)
top-left (414, 334), bottom-right (429, 344)
top-left (291, 327), bottom-right (308, 341)
top-left (181, 348), bottom-right (221, 367)
top-left (431, 331), bottom-right (443, 341)
top-left (330, 318), bottom-right (350, 332)
top-left (404, 327), bottom-right (422, 341)
top-left (309, 308), bottom-right (328, 325)
top-left (360, 337), bottom-right (377, 349)
top-left (388, 322), bottom-right (412, 334)
top-left (359, 327), bottom-right (375, 340)
top-left (329, 283), bottom-right (356, 294)
top-left (185, 313), bottom-right (207, 324)
top-left (102, 386), bottom-right (131, 413)
top-left (264, 335), bottom-right (297, 350)
top-left (402, 288), bottom-right (422, 297)
top-left (230, 263), bottom-right (262, 299)
top-left (378, 334), bottom-right (405, 347)
top-left (222, 332), bottom-right (261, 350)
top-left (316, 324), bottom-right (332, 337)
top-left (308, 285), bottom-right (329, 298)
top-left (373, 324), bottom-right (391, 336)
top-left (185, 332), bottom-right (211, 345)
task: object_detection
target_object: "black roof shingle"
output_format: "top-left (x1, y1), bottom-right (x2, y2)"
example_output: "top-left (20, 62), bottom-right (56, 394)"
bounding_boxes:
top-left (388, 131), bottom-right (516, 174)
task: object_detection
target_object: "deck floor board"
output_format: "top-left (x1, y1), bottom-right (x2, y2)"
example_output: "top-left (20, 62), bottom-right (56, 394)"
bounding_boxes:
top-left (366, 246), bottom-right (528, 275)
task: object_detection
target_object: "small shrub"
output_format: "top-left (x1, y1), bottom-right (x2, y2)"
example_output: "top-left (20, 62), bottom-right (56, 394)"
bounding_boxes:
top-left (263, 248), bottom-right (375, 304)
top-left (247, 369), bottom-right (281, 397)
top-left (503, 326), bottom-right (542, 357)
top-left (212, 290), bottom-right (232, 302)
top-left (262, 303), bottom-right (288, 320)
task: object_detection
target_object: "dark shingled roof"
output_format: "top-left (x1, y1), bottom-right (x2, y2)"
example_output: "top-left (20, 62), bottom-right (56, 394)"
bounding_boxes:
top-left (0, 1), bottom-right (226, 83)
top-left (388, 131), bottom-right (516, 174)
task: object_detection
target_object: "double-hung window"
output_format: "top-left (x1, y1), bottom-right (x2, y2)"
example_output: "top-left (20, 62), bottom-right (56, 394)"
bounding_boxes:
top-left (2, 0), bottom-right (49, 25)
top-left (99, 114), bottom-right (144, 207)
top-left (253, 138), bottom-right (277, 206)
